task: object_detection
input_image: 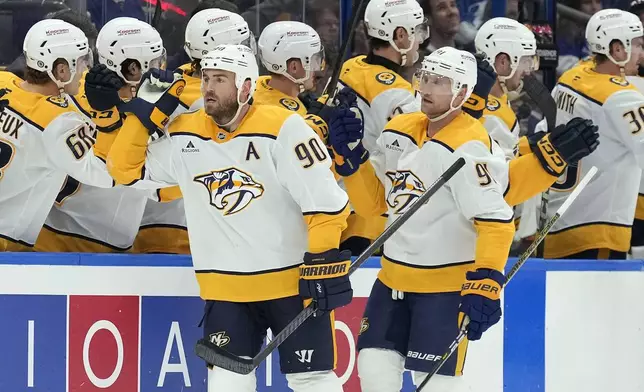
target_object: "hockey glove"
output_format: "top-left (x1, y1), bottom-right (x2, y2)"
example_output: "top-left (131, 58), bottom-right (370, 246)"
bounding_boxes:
top-left (459, 268), bottom-right (505, 341)
top-left (462, 54), bottom-right (497, 119)
top-left (84, 64), bottom-right (125, 111)
top-left (327, 108), bottom-right (368, 176)
top-left (118, 75), bottom-right (186, 136)
top-left (299, 249), bottom-right (353, 311)
top-left (528, 117), bottom-right (599, 176)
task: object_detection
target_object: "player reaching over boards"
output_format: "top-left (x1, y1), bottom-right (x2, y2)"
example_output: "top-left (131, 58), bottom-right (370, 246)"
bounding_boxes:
top-left (0, 19), bottom-right (117, 252)
top-left (35, 17), bottom-right (167, 253)
top-left (328, 47), bottom-right (600, 391)
top-left (543, 9), bottom-right (644, 260)
top-left (107, 44), bottom-right (351, 392)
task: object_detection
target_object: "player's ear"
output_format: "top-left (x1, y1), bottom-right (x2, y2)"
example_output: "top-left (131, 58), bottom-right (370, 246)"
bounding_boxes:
top-left (609, 39), bottom-right (627, 62)
top-left (454, 86), bottom-right (467, 107)
top-left (240, 78), bottom-right (252, 103)
top-left (494, 53), bottom-right (511, 77)
top-left (393, 27), bottom-right (411, 49)
top-left (286, 58), bottom-right (302, 78)
top-left (53, 59), bottom-right (72, 83)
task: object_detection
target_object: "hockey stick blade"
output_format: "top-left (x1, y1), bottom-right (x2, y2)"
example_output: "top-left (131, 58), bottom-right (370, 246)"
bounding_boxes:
top-left (416, 166), bottom-right (598, 392)
top-left (196, 158), bottom-right (466, 374)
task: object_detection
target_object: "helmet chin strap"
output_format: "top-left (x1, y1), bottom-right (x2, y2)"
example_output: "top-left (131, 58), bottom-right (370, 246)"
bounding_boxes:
top-left (216, 91), bottom-right (249, 130)
top-left (428, 94), bottom-right (459, 122)
top-left (499, 77), bottom-right (523, 101)
top-left (391, 36), bottom-right (416, 66)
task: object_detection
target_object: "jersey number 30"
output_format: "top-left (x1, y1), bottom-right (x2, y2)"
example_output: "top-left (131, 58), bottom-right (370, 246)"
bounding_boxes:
top-left (0, 139), bottom-right (16, 180)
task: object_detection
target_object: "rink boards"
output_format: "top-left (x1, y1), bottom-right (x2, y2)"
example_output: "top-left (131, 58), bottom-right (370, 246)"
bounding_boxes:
top-left (0, 253), bottom-right (642, 392)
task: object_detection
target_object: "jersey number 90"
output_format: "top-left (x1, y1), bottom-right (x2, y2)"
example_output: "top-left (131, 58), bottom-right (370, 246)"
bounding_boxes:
top-left (295, 138), bottom-right (328, 168)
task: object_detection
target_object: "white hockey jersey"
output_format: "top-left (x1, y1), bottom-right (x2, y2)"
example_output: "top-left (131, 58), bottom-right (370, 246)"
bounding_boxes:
top-left (544, 63), bottom-right (644, 258)
top-left (0, 73), bottom-right (114, 250)
top-left (626, 76), bottom-right (644, 231)
top-left (108, 104), bottom-right (349, 302)
top-left (482, 94), bottom-right (520, 159)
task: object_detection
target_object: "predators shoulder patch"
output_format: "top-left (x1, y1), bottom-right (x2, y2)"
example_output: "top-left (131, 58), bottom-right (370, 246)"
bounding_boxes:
top-left (376, 72), bottom-right (396, 85)
top-left (609, 77), bottom-right (630, 87)
top-left (279, 97), bottom-right (300, 112)
top-left (486, 98), bottom-right (501, 111)
top-left (46, 95), bottom-right (69, 108)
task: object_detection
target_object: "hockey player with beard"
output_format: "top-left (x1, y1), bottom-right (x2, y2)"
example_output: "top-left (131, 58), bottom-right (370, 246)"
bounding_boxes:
top-left (331, 47), bottom-right (599, 391)
top-left (543, 9), bottom-right (644, 259)
top-left (35, 17), bottom-right (168, 252)
top-left (107, 44), bottom-right (351, 392)
top-left (0, 19), bottom-right (120, 252)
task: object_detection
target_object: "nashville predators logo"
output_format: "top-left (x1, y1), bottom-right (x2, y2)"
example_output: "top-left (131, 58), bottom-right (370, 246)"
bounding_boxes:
top-left (194, 167), bottom-right (264, 216)
top-left (359, 318), bottom-right (369, 335)
top-left (486, 98), bottom-right (501, 112)
top-left (609, 77), bottom-right (630, 87)
top-left (385, 170), bottom-right (426, 214)
top-left (46, 95), bottom-right (69, 108)
top-left (376, 72), bottom-right (396, 85)
top-left (279, 97), bottom-right (301, 112)
top-left (209, 331), bottom-right (231, 347)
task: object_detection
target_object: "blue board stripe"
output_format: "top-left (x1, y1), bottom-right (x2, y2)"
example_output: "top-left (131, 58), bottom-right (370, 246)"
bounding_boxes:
top-left (503, 267), bottom-right (546, 392)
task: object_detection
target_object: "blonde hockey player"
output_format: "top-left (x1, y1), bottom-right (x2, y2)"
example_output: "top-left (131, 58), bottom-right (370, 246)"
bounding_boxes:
top-left (35, 17), bottom-right (168, 252)
top-left (328, 47), bottom-right (599, 390)
top-left (543, 9), bottom-right (644, 259)
top-left (0, 19), bottom-right (117, 252)
top-left (107, 45), bottom-right (351, 392)
top-left (135, 7), bottom-right (255, 253)
top-left (475, 17), bottom-right (539, 159)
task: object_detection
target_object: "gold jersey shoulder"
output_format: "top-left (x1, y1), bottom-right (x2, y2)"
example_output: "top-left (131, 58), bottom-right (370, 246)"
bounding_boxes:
top-left (484, 94), bottom-right (517, 130)
top-left (168, 103), bottom-right (297, 141)
top-left (558, 61), bottom-right (636, 104)
top-left (383, 111), bottom-right (428, 146)
top-left (432, 112), bottom-right (491, 151)
top-left (1, 75), bottom-right (74, 130)
top-left (340, 56), bottom-right (413, 103)
top-left (177, 63), bottom-right (202, 107)
top-left (253, 76), bottom-right (307, 116)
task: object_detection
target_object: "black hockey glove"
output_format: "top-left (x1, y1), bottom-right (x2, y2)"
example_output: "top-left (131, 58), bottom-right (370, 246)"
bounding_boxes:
top-left (528, 117), bottom-right (599, 176)
top-left (462, 54), bottom-right (497, 119)
top-left (299, 249), bottom-right (353, 311)
top-left (459, 268), bottom-right (505, 341)
top-left (84, 64), bottom-right (125, 111)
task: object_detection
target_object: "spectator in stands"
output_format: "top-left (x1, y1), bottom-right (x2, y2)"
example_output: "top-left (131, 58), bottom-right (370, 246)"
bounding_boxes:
top-left (7, 9), bottom-right (98, 79)
top-left (241, 0), bottom-right (303, 38)
top-left (422, 0), bottom-right (461, 53)
top-left (305, 0), bottom-right (340, 94)
top-left (557, 0), bottom-right (603, 76)
top-left (165, 0), bottom-right (239, 70)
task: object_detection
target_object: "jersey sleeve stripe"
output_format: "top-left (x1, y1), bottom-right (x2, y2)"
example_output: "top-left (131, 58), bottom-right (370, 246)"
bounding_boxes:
top-left (549, 220), bottom-right (631, 235)
top-left (5, 106), bottom-right (44, 132)
top-left (169, 131), bottom-right (212, 141)
top-left (428, 138), bottom-right (455, 152)
top-left (382, 129), bottom-right (419, 146)
top-left (382, 252), bottom-right (475, 269)
top-left (558, 82), bottom-right (603, 106)
top-left (474, 216), bottom-right (515, 224)
top-left (42, 224), bottom-right (131, 251)
top-left (195, 263), bottom-right (300, 276)
top-left (302, 200), bottom-right (350, 216)
top-left (233, 133), bottom-right (278, 140)
top-left (0, 233), bottom-right (35, 247)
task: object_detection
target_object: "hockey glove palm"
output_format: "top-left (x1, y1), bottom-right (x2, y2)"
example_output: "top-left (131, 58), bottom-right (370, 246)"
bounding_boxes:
top-left (299, 249), bottom-right (353, 311)
top-left (462, 54), bottom-right (497, 119)
top-left (529, 117), bottom-right (599, 176)
top-left (327, 108), bottom-right (368, 176)
top-left (85, 64), bottom-right (125, 111)
top-left (459, 268), bottom-right (505, 341)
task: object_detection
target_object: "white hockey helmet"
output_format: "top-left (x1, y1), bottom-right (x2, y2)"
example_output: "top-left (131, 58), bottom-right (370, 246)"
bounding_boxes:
top-left (96, 17), bottom-right (165, 85)
top-left (184, 9), bottom-right (256, 61)
top-left (586, 9), bottom-right (643, 67)
top-left (413, 47), bottom-right (477, 121)
top-left (258, 21), bottom-right (325, 85)
top-left (475, 17), bottom-right (538, 81)
top-left (201, 44), bottom-right (259, 126)
top-left (364, 0), bottom-right (428, 63)
top-left (23, 19), bottom-right (92, 89)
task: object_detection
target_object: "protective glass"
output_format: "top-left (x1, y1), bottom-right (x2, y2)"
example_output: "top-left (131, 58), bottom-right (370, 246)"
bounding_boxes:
top-left (309, 47), bottom-right (326, 72)
top-left (241, 32), bottom-right (258, 55)
top-left (414, 18), bottom-right (430, 43)
top-left (412, 69), bottom-right (454, 96)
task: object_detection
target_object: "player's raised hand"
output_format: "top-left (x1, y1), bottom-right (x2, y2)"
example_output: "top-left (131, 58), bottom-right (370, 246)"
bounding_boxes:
top-left (299, 249), bottom-right (353, 311)
top-left (84, 64), bottom-right (125, 111)
top-left (459, 268), bottom-right (505, 341)
top-left (462, 54), bottom-right (497, 119)
top-left (528, 117), bottom-right (600, 176)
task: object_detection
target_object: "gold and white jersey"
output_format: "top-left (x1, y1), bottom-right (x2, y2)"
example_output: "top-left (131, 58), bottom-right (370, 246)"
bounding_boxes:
top-left (544, 64), bottom-right (644, 258)
top-left (0, 74), bottom-right (114, 249)
top-left (482, 94), bottom-right (520, 159)
top-left (253, 76), bottom-right (308, 115)
top-left (108, 104), bottom-right (349, 302)
top-left (132, 192), bottom-right (189, 255)
top-left (626, 76), bottom-right (644, 226)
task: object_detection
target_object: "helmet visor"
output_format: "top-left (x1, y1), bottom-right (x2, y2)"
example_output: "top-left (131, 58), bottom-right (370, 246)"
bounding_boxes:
top-left (240, 32), bottom-right (258, 55)
top-left (309, 47), bottom-right (326, 72)
top-left (148, 48), bottom-right (168, 71)
top-left (414, 18), bottom-right (430, 43)
top-left (76, 49), bottom-right (94, 73)
top-left (412, 69), bottom-right (454, 96)
top-left (517, 54), bottom-right (539, 73)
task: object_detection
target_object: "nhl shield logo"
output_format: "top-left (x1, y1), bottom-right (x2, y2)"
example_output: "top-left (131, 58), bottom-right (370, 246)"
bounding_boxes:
top-left (194, 167), bottom-right (264, 215)
top-left (385, 170), bottom-right (427, 214)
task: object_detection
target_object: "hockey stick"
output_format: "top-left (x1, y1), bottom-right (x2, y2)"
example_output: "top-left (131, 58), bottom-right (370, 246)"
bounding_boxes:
top-left (416, 166), bottom-right (598, 392)
top-left (195, 157), bottom-right (466, 375)
top-left (522, 74), bottom-right (557, 258)
top-left (151, 0), bottom-right (163, 29)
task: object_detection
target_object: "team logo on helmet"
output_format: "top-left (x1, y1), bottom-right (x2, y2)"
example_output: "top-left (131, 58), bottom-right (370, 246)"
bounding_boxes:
top-left (486, 98), bottom-right (501, 112)
top-left (194, 167), bottom-right (264, 216)
top-left (279, 98), bottom-right (300, 112)
top-left (385, 170), bottom-right (426, 214)
top-left (609, 77), bottom-right (630, 87)
top-left (46, 95), bottom-right (69, 108)
top-left (376, 72), bottom-right (396, 85)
